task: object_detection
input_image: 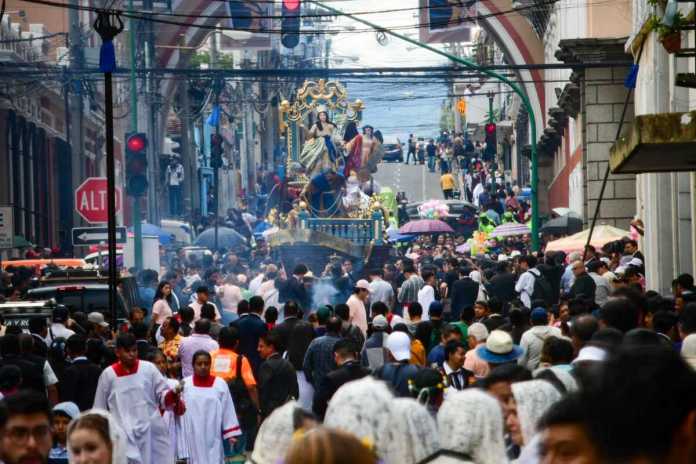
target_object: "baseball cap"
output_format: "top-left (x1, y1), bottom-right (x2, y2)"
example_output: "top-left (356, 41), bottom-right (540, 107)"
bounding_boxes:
top-left (385, 331), bottom-right (412, 361)
top-left (87, 311), bottom-right (109, 328)
top-left (476, 330), bottom-right (523, 364)
top-left (52, 305), bottom-right (69, 323)
top-left (372, 315), bottom-right (388, 330)
top-left (316, 306), bottom-right (332, 322)
top-left (53, 402), bottom-right (80, 420)
top-left (530, 307), bottom-right (548, 324)
top-left (355, 279), bottom-right (372, 291)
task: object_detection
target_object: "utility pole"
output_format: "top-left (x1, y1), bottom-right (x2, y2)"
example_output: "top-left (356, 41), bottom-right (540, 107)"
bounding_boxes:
top-left (68, 0), bottom-right (84, 235)
top-left (93, 10), bottom-right (124, 328)
top-left (210, 28), bottom-right (220, 252)
top-left (128, 0), bottom-right (143, 271)
top-left (143, 0), bottom-right (159, 225)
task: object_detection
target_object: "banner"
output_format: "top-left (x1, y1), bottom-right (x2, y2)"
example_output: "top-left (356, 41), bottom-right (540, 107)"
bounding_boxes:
top-left (222, 0), bottom-right (272, 50)
top-left (419, 0), bottom-right (476, 44)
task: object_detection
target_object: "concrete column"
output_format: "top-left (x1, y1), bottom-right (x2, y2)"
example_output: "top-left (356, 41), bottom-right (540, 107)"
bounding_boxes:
top-left (582, 66), bottom-right (636, 229)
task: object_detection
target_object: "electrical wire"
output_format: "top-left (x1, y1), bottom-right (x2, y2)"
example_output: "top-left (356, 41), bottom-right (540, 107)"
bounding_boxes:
top-left (14, 0), bottom-right (568, 35)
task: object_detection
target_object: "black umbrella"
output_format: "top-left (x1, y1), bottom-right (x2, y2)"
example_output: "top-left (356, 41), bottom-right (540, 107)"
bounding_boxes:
top-left (541, 213), bottom-right (583, 236)
top-left (194, 227), bottom-right (247, 251)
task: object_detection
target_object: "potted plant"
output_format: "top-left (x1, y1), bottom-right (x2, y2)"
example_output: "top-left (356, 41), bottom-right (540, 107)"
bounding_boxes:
top-left (647, 13), bottom-right (684, 54)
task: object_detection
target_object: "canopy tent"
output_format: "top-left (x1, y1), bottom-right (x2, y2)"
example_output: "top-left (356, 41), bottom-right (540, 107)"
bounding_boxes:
top-left (544, 225), bottom-right (630, 254)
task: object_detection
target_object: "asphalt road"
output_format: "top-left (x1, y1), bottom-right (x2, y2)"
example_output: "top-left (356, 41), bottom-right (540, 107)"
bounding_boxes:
top-left (374, 160), bottom-right (444, 203)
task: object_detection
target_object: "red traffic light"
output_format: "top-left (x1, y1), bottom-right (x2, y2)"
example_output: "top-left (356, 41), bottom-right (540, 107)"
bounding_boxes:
top-left (485, 123), bottom-right (496, 135)
top-left (283, 0), bottom-right (300, 11)
top-left (126, 133), bottom-right (147, 153)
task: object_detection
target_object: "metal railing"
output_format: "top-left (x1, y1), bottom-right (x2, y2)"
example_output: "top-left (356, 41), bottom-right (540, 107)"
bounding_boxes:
top-left (298, 210), bottom-right (384, 245)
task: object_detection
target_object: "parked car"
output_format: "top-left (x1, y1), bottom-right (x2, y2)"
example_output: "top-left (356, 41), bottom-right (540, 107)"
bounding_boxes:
top-left (0, 300), bottom-right (63, 330)
top-left (161, 219), bottom-right (196, 245)
top-left (27, 269), bottom-right (137, 328)
top-left (382, 137), bottom-right (404, 162)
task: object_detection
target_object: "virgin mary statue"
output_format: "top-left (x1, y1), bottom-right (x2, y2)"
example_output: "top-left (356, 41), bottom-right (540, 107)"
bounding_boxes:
top-left (299, 108), bottom-right (341, 177)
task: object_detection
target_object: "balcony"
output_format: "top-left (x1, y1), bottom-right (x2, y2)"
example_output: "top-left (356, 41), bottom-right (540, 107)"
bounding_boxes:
top-left (609, 111), bottom-right (696, 173)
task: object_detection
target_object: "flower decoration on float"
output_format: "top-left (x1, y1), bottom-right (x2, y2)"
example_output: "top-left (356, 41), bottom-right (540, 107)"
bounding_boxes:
top-left (417, 199), bottom-right (449, 220)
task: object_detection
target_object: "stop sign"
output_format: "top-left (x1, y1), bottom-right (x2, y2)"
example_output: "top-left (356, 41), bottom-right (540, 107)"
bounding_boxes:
top-left (75, 177), bottom-right (122, 224)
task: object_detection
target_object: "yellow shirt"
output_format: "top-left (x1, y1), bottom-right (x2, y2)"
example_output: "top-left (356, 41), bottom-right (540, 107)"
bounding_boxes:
top-left (440, 174), bottom-right (455, 190)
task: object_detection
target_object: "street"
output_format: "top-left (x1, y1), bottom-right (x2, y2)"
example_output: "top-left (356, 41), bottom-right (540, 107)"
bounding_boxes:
top-left (374, 161), bottom-right (444, 203)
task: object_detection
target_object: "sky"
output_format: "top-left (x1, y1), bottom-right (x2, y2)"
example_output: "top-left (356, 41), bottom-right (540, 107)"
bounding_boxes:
top-left (325, 0), bottom-right (450, 141)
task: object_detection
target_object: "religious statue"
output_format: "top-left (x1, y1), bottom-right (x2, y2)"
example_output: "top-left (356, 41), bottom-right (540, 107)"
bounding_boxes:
top-left (301, 169), bottom-right (347, 217)
top-left (343, 121), bottom-right (362, 177)
top-left (298, 108), bottom-right (342, 178)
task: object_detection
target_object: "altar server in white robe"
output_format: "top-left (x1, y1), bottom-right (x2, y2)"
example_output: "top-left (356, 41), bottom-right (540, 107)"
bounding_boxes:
top-left (94, 333), bottom-right (184, 464)
top-left (177, 350), bottom-right (242, 464)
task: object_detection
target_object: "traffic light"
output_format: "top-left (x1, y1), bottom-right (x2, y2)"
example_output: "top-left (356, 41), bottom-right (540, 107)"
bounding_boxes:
top-left (484, 123), bottom-right (497, 160)
top-left (281, 0), bottom-right (301, 49)
top-left (125, 132), bottom-right (148, 197)
top-left (210, 133), bottom-right (224, 169)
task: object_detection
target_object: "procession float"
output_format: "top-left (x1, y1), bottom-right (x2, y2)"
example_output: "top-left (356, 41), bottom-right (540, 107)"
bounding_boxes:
top-left (264, 79), bottom-right (393, 273)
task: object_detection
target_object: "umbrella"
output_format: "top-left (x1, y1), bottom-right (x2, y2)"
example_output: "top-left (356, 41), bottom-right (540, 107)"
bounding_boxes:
top-left (541, 213), bottom-right (583, 236)
top-left (399, 219), bottom-right (454, 234)
top-left (194, 227), bottom-right (248, 251)
top-left (128, 223), bottom-right (174, 245)
top-left (490, 222), bottom-right (531, 237)
top-left (12, 235), bottom-right (33, 248)
top-left (552, 207), bottom-right (573, 216)
top-left (387, 228), bottom-right (416, 243)
top-left (545, 224), bottom-right (630, 253)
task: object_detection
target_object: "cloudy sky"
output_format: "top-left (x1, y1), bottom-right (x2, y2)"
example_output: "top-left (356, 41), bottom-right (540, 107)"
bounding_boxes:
top-left (324, 0), bottom-right (450, 139)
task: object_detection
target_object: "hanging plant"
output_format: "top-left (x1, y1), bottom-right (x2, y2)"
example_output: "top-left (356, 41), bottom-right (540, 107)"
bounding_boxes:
top-left (647, 12), bottom-right (684, 54)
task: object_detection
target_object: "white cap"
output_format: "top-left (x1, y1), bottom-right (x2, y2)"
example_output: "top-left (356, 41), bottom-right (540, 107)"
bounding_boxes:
top-left (681, 334), bottom-right (696, 370)
top-left (510, 250), bottom-right (522, 258)
top-left (498, 254), bottom-right (509, 262)
top-left (390, 315), bottom-right (406, 328)
top-left (629, 257), bottom-right (644, 267)
top-left (572, 346), bottom-right (607, 364)
top-left (355, 279), bottom-right (372, 291)
top-left (372, 315), bottom-right (389, 330)
top-left (468, 322), bottom-right (489, 342)
top-left (385, 331), bottom-right (412, 361)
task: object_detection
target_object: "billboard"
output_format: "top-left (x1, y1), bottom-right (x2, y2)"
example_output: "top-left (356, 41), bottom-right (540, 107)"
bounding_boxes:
top-left (419, 0), bottom-right (476, 44)
top-left (221, 0), bottom-right (272, 50)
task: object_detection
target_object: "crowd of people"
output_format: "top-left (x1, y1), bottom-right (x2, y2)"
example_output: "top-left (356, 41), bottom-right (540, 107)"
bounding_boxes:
top-left (1, 223), bottom-right (696, 464)
top-left (0, 130), bottom-right (695, 463)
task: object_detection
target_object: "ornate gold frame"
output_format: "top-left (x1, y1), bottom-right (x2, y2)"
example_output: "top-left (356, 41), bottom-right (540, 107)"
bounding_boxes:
top-left (279, 79), bottom-right (365, 165)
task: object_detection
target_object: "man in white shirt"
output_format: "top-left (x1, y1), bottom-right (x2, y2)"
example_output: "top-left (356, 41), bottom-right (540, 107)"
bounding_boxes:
top-left (442, 340), bottom-right (471, 395)
top-left (417, 269), bottom-right (436, 321)
top-left (588, 260), bottom-right (612, 307)
top-left (190, 286), bottom-right (221, 322)
top-left (46, 306), bottom-right (75, 344)
top-left (165, 158), bottom-right (184, 216)
top-left (515, 255), bottom-right (538, 309)
top-left (368, 268), bottom-right (394, 309)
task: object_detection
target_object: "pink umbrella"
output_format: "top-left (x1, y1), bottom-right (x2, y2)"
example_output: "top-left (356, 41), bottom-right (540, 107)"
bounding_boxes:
top-left (399, 219), bottom-right (454, 234)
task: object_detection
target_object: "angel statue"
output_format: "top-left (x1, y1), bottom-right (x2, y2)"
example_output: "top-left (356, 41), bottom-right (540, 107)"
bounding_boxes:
top-left (298, 107), bottom-right (343, 178)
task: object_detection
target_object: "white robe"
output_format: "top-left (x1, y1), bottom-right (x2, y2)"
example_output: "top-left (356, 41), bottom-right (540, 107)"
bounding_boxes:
top-left (93, 360), bottom-right (175, 464)
top-left (178, 375), bottom-right (241, 464)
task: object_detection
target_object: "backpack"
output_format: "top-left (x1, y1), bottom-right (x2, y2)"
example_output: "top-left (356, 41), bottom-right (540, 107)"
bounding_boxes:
top-left (530, 269), bottom-right (554, 306)
top-left (227, 354), bottom-right (256, 429)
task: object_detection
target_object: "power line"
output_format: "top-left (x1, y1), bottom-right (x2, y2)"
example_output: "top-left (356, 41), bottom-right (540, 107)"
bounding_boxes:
top-left (15, 0), bottom-right (562, 35)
